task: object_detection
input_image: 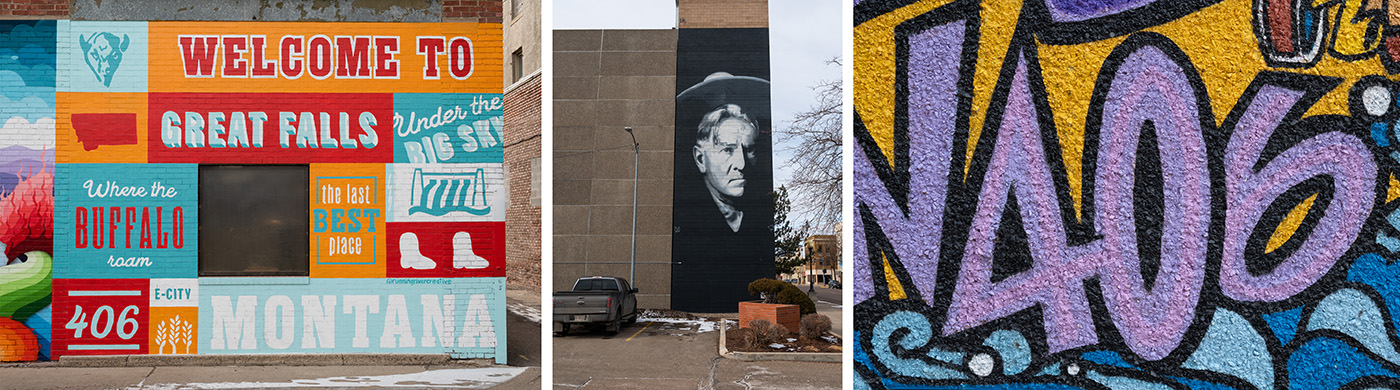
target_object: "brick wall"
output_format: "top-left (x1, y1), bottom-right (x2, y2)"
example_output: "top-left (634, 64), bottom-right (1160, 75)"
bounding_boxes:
top-left (503, 72), bottom-right (541, 291)
top-left (677, 0), bottom-right (767, 29)
top-left (443, 0), bottom-right (502, 23)
top-left (738, 301), bottom-right (798, 333)
top-left (0, 0), bottom-right (68, 18)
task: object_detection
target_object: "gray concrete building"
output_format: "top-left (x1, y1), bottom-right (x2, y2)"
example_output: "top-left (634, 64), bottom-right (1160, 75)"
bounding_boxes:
top-left (553, 29), bottom-right (678, 309)
top-left (553, 0), bottom-right (771, 310)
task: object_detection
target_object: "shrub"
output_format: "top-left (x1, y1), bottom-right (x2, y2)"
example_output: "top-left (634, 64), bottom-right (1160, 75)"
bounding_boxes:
top-left (747, 278), bottom-right (787, 303)
top-left (777, 286), bottom-right (817, 314)
top-left (748, 278), bottom-right (817, 314)
top-left (748, 319), bottom-right (788, 344)
top-left (800, 314), bottom-right (833, 339)
top-left (738, 326), bottom-right (761, 349)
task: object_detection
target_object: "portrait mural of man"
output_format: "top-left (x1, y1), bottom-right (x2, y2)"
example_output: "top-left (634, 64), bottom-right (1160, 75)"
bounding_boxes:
top-left (672, 28), bottom-right (774, 313)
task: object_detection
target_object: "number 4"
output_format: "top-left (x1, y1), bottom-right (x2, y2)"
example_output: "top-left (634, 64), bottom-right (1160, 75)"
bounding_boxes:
top-left (65, 305), bottom-right (87, 338)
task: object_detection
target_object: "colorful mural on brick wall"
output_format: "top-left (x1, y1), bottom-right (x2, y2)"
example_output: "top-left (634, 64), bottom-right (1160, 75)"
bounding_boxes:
top-left (0, 20), bottom-right (55, 363)
top-left (855, 0), bottom-right (1400, 388)
top-left (0, 20), bottom-right (506, 363)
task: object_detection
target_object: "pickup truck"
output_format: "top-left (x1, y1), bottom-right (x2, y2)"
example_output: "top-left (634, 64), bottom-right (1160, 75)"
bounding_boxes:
top-left (553, 276), bottom-right (639, 335)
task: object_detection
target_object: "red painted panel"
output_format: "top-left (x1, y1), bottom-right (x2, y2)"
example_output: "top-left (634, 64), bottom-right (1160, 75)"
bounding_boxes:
top-left (51, 279), bottom-right (150, 358)
top-left (147, 93), bottom-right (394, 163)
top-left (386, 222), bottom-right (504, 278)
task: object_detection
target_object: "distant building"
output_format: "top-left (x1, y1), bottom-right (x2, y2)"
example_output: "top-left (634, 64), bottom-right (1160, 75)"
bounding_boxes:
top-left (502, 0), bottom-right (543, 291)
top-left (800, 234), bottom-right (838, 286)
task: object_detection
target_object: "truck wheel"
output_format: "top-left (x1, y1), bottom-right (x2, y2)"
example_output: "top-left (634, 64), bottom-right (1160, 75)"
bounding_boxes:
top-left (606, 320), bottom-right (620, 334)
top-left (624, 312), bottom-right (637, 324)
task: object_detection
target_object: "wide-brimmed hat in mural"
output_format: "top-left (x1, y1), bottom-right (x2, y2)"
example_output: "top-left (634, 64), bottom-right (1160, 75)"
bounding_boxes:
top-left (676, 72), bottom-right (771, 120)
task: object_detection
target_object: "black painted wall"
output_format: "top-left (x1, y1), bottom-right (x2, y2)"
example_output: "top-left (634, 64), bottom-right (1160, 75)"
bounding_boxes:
top-left (671, 28), bottom-right (774, 313)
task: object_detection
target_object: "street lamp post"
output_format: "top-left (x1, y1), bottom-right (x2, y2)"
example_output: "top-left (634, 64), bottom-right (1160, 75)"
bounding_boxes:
top-left (625, 127), bottom-right (639, 288)
top-left (807, 244), bottom-right (815, 293)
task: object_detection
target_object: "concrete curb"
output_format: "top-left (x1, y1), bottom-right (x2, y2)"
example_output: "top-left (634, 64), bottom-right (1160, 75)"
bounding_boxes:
top-left (718, 322), bottom-right (842, 362)
top-left (57, 354), bottom-right (497, 367)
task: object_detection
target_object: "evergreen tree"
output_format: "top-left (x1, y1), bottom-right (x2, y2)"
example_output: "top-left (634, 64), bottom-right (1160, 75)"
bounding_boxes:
top-left (773, 186), bottom-right (811, 276)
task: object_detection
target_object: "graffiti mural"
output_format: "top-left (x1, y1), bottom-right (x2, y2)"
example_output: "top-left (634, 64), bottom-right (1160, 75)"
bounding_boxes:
top-left (0, 20), bottom-right (506, 363)
top-left (0, 20), bottom-right (55, 362)
top-left (855, 0), bottom-right (1400, 388)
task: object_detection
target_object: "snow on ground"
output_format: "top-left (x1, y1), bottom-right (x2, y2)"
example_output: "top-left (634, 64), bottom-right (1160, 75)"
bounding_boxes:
top-left (636, 313), bottom-right (720, 333)
top-left (507, 301), bottom-right (541, 323)
top-left (129, 367), bottom-right (528, 389)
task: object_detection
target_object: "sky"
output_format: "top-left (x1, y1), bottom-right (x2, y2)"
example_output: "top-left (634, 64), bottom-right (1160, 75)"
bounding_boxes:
top-left (553, 0), bottom-right (844, 230)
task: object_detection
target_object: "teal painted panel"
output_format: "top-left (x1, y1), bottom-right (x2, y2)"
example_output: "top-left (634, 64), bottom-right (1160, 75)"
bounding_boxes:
top-left (54, 163), bottom-right (198, 279)
top-left (197, 277), bottom-right (506, 363)
top-left (391, 93), bottom-right (503, 164)
top-left (60, 21), bottom-right (148, 92)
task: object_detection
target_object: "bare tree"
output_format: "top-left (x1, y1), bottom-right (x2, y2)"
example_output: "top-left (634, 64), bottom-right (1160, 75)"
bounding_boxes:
top-left (778, 58), bottom-right (842, 227)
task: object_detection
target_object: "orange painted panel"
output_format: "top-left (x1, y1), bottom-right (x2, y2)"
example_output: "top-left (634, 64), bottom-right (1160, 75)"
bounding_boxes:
top-left (309, 163), bottom-right (387, 278)
top-left (55, 93), bottom-right (148, 164)
top-left (147, 22), bottom-right (503, 94)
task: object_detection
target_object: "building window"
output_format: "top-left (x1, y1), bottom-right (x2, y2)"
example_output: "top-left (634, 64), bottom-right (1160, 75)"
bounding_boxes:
top-left (199, 165), bottom-right (309, 276)
top-left (511, 48), bottom-right (524, 83)
top-left (530, 157), bottom-right (540, 207)
top-left (511, 0), bottom-right (521, 19)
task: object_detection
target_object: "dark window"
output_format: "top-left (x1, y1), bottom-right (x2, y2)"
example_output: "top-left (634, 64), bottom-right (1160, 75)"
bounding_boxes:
top-left (511, 0), bottom-right (521, 19)
top-left (511, 48), bottom-right (524, 83)
top-left (199, 165), bottom-right (309, 276)
top-left (573, 279), bottom-right (620, 291)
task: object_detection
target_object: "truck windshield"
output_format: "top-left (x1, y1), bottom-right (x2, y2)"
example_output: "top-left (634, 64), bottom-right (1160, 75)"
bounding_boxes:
top-left (574, 279), bottom-right (621, 291)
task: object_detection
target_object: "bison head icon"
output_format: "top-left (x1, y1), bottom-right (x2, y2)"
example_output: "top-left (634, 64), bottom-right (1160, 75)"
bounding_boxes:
top-left (79, 32), bottom-right (130, 87)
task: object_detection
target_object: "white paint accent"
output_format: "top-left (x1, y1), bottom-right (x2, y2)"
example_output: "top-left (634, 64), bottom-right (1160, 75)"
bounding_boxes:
top-left (300, 295), bottom-right (336, 349)
top-left (968, 353), bottom-right (993, 377)
top-left (458, 294), bottom-right (495, 348)
top-left (125, 367), bottom-right (527, 389)
top-left (69, 290), bottom-right (142, 297)
top-left (0, 116), bottom-right (55, 149)
top-left (343, 295), bottom-right (379, 348)
top-left (380, 294), bottom-right (417, 348)
top-left (420, 295), bottom-right (456, 348)
top-left (209, 296), bottom-right (258, 350)
top-left (1364, 85), bottom-right (1391, 116)
top-left (263, 295), bottom-right (295, 350)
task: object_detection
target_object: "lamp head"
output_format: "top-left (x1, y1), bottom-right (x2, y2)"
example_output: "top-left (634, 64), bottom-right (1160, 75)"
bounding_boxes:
top-left (624, 127), bottom-right (633, 133)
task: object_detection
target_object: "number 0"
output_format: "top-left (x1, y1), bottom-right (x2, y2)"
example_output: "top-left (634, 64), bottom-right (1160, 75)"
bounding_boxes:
top-left (90, 306), bottom-right (114, 338)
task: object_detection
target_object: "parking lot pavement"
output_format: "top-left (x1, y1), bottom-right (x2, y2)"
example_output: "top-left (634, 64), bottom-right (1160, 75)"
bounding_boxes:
top-left (711, 359), bottom-right (842, 390)
top-left (553, 314), bottom-right (840, 390)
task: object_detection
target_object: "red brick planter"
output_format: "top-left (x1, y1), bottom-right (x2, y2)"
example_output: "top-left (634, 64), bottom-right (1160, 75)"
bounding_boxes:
top-left (738, 301), bottom-right (799, 333)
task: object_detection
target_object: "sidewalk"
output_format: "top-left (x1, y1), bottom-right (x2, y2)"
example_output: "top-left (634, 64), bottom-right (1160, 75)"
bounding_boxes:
top-left (0, 286), bottom-right (545, 389)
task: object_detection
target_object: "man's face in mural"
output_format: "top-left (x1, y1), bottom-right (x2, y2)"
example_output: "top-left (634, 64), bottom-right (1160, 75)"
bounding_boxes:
top-left (693, 104), bottom-right (758, 202)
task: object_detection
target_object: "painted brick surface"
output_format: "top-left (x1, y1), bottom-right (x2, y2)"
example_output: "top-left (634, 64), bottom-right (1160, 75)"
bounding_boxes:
top-left (856, 0), bottom-right (1400, 387)
top-left (2, 18), bottom-right (506, 363)
top-left (0, 20), bottom-right (56, 362)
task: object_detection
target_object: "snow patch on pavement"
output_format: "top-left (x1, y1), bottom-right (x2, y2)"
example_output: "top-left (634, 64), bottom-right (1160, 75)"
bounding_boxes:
top-left (636, 314), bottom-right (719, 333)
top-left (128, 367), bottom-right (528, 389)
top-left (507, 301), bottom-right (541, 323)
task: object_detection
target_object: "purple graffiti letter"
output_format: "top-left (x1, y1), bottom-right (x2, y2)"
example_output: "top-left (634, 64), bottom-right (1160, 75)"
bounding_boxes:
top-left (1221, 83), bottom-right (1375, 302)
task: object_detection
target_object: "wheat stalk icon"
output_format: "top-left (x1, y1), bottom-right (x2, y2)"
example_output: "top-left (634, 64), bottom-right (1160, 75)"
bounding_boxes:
top-left (154, 315), bottom-right (192, 354)
top-left (155, 321), bottom-right (169, 354)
